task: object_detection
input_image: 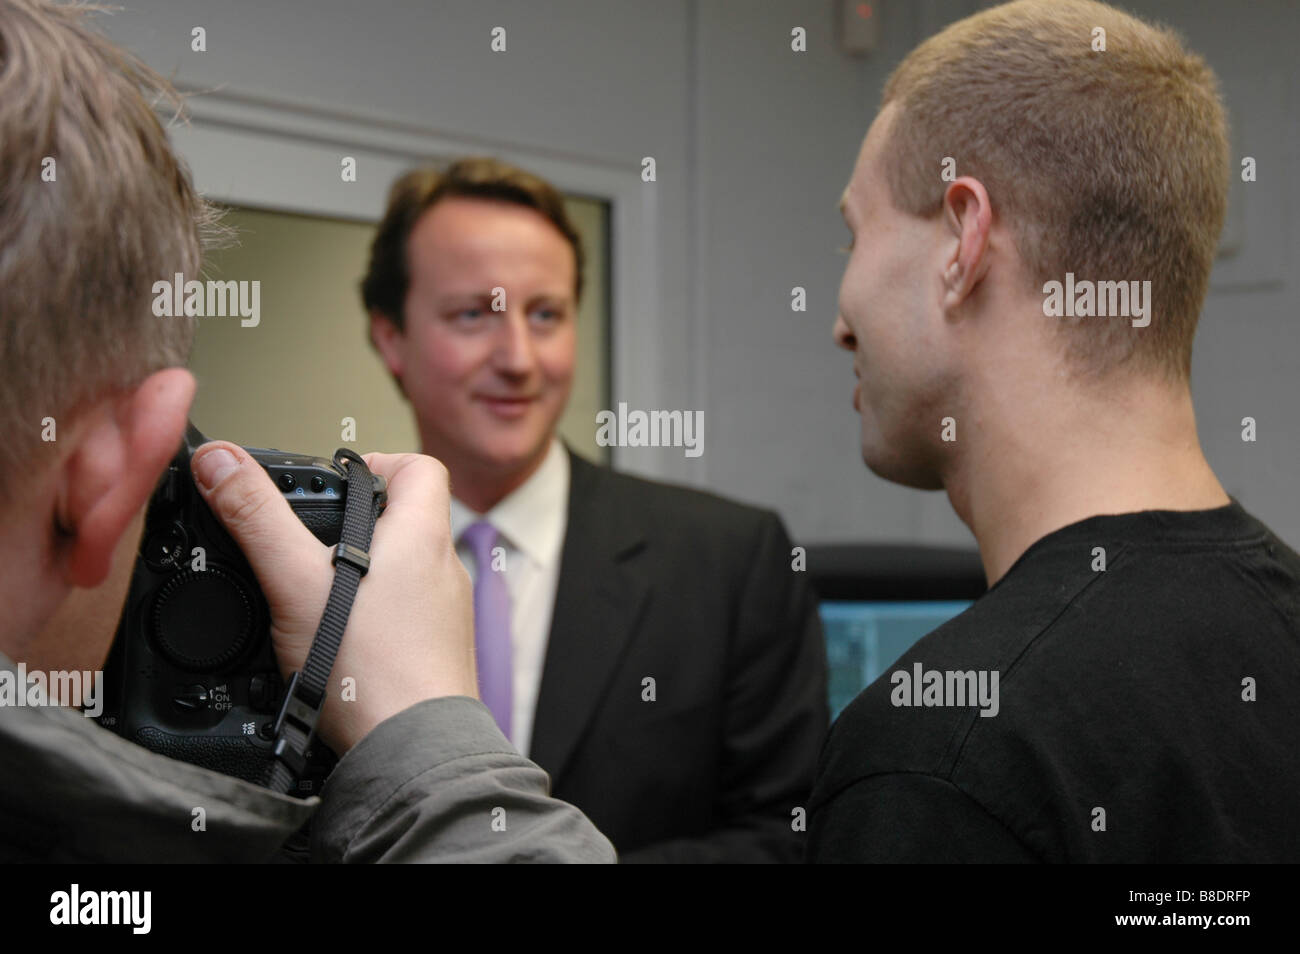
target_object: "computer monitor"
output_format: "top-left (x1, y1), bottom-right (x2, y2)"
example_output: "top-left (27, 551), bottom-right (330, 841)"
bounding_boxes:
top-left (805, 545), bottom-right (987, 719)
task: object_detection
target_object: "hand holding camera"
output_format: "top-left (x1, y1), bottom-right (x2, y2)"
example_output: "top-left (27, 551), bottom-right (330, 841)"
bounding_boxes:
top-left (189, 440), bottom-right (479, 756)
top-left (100, 427), bottom-right (479, 786)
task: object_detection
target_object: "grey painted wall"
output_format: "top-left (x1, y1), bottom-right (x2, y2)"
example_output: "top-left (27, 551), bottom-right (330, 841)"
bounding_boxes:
top-left (690, 0), bottom-right (1300, 550)
top-left (102, 0), bottom-right (1300, 548)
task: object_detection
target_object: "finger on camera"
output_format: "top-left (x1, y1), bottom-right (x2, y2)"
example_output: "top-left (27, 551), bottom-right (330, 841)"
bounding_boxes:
top-left (191, 441), bottom-right (325, 590)
top-left (362, 452), bottom-right (453, 542)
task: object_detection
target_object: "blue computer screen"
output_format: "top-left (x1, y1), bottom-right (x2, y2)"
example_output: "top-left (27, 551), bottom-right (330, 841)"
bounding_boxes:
top-left (821, 600), bottom-right (973, 719)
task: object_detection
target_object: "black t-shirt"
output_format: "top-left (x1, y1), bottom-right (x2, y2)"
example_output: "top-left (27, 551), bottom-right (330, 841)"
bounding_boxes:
top-left (807, 500), bottom-right (1300, 862)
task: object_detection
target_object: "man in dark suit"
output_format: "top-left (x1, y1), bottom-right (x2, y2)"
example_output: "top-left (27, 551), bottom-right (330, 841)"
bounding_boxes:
top-left (361, 157), bottom-right (827, 862)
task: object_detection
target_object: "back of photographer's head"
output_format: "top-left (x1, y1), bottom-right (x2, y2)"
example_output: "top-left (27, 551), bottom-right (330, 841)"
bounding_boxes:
top-left (882, 0), bottom-right (1228, 380)
top-left (0, 0), bottom-right (208, 666)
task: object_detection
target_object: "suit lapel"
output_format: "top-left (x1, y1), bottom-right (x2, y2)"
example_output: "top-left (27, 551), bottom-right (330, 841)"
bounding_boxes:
top-left (529, 450), bottom-right (650, 786)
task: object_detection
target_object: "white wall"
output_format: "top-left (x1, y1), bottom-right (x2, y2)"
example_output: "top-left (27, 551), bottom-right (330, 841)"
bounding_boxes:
top-left (102, 0), bottom-right (1300, 548)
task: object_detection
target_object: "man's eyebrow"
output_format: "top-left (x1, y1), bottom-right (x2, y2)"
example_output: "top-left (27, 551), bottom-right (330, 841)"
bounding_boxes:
top-left (521, 293), bottom-right (573, 309)
top-left (435, 291), bottom-right (495, 306)
top-left (838, 193), bottom-right (850, 221)
top-left (435, 291), bottom-right (574, 308)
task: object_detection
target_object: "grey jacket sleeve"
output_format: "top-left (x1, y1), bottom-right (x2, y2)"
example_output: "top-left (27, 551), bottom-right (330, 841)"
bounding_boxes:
top-left (310, 696), bottom-right (616, 863)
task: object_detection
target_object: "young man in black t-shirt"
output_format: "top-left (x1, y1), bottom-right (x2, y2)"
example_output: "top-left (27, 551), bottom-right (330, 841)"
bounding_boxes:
top-left (811, 0), bottom-right (1299, 862)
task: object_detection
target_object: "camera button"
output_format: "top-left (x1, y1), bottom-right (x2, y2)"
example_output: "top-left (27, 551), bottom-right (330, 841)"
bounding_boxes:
top-left (171, 685), bottom-right (210, 711)
top-left (142, 525), bottom-right (187, 571)
top-left (278, 472), bottom-right (297, 492)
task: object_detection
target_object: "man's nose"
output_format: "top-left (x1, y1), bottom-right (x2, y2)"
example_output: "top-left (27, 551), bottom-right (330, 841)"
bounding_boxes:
top-left (492, 309), bottom-right (537, 374)
top-left (832, 312), bottom-right (857, 351)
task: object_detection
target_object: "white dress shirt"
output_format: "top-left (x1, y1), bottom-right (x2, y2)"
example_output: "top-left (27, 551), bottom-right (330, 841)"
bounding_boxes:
top-left (449, 439), bottom-right (569, 757)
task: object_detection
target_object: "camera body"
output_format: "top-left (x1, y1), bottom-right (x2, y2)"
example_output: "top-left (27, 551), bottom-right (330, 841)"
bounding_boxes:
top-left (97, 425), bottom-right (355, 793)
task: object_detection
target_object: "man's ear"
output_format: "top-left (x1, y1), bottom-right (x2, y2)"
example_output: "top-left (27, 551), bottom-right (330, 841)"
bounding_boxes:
top-left (55, 368), bottom-right (195, 588)
top-left (940, 175), bottom-right (994, 310)
top-left (369, 310), bottom-right (409, 397)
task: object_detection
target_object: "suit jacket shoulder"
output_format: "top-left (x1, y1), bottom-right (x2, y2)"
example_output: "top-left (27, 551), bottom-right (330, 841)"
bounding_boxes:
top-left (567, 451), bottom-right (786, 563)
top-left (535, 450), bottom-right (828, 862)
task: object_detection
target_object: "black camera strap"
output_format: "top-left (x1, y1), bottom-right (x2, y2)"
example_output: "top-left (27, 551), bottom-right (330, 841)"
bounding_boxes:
top-left (267, 449), bottom-right (386, 795)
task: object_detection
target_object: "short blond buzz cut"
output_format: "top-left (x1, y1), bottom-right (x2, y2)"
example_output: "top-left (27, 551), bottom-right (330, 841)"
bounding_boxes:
top-left (0, 0), bottom-right (219, 495)
top-left (879, 0), bottom-right (1229, 381)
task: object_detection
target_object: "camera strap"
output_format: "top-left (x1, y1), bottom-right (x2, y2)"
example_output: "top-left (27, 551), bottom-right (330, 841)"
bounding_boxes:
top-left (266, 449), bottom-right (386, 795)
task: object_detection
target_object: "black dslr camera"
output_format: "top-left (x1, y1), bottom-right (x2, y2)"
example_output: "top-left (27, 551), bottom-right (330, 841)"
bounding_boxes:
top-left (98, 424), bottom-right (370, 793)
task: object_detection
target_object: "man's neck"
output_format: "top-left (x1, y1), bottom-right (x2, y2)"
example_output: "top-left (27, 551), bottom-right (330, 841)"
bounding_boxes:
top-left (0, 508), bottom-right (73, 667)
top-left (431, 441), bottom-right (555, 515)
top-left (944, 373), bottom-right (1230, 587)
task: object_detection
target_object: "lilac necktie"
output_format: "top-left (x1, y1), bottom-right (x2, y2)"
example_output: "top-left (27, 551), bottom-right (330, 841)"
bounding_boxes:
top-left (461, 521), bottom-right (512, 738)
